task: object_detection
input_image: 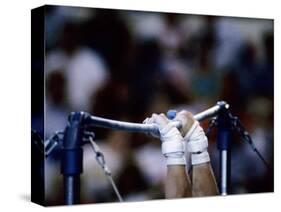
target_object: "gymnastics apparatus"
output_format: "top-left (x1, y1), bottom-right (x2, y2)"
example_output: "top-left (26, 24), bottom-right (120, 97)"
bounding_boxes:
top-left (43, 101), bottom-right (269, 205)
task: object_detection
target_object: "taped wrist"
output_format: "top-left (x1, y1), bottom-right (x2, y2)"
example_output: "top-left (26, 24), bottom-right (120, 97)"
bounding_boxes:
top-left (184, 121), bottom-right (210, 165)
top-left (191, 151), bottom-right (210, 165)
top-left (160, 122), bottom-right (186, 166)
top-left (184, 121), bottom-right (208, 153)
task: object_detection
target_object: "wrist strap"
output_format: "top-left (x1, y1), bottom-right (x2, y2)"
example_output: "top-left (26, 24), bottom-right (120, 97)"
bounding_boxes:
top-left (166, 154), bottom-right (186, 166)
top-left (184, 121), bottom-right (199, 141)
top-left (160, 122), bottom-right (186, 166)
top-left (184, 121), bottom-right (208, 153)
top-left (191, 151), bottom-right (210, 165)
top-left (186, 135), bottom-right (208, 153)
top-left (162, 141), bottom-right (184, 155)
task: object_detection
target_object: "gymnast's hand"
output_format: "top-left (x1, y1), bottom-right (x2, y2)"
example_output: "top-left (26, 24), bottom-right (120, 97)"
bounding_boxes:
top-left (174, 111), bottom-right (210, 165)
top-left (173, 111), bottom-right (195, 136)
top-left (143, 113), bottom-right (186, 166)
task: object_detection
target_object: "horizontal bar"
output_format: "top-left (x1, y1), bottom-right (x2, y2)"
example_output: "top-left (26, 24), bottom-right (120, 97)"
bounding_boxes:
top-left (84, 101), bottom-right (229, 135)
top-left (84, 115), bottom-right (161, 134)
top-left (194, 101), bottom-right (228, 121)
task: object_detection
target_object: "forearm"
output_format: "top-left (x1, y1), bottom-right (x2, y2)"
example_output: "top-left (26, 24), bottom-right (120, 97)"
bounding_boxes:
top-left (165, 165), bottom-right (192, 198)
top-left (143, 113), bottom-right (193, 199)
top-left (192, 162), bottom-right (219, 196)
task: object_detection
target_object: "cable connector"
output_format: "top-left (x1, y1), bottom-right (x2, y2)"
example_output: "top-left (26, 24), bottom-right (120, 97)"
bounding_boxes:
top-left (87, 134), bottom-right (123, 202)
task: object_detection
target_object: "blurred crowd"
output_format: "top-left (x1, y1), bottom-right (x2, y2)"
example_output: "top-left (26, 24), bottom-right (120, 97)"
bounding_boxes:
top-left (33, 5), bottom-right (273, 205)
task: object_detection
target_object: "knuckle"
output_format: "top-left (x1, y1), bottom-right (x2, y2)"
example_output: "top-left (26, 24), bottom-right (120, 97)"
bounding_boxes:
top-left (152, 113), bottom-right (157, 118)
top-left (180, 110), bottom-right (193, 118)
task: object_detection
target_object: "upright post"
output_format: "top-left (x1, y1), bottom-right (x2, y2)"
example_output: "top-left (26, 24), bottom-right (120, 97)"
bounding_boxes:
top-left (61, 112), bottom-right (86, 205)
top-left (216, 101), bottom-right (232, 195)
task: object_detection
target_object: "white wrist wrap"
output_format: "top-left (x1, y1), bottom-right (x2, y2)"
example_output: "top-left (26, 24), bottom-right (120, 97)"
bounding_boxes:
top-left (184, 121), bottom-right (208, 153)
top-left (186, 136), bottom-right (208, 153)
top-left (160, 122), bottom-right (186, 166)
top-left (191, 151), bottom-right (210, 165)
top-left (166, 155), bottom-right (186, 166)
top-left (184, 121), bottom-right (210, 165)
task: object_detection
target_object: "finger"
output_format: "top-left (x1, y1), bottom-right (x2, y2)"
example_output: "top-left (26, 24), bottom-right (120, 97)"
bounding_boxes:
top-left (174, 110), bottom-right (195, 135)
top-left (143, 118), bottom-right (149, 124)
top-left (145, 117), bottom-right (154, 124)
top-left (175, 111), bottom-right (194, 122)
top-left (152, 113), bottom-right (168, 127)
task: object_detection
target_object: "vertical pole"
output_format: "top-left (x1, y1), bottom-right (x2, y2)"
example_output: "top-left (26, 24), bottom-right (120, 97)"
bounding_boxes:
top-left (220, 150), bottom-right (228, 195)
top-left (64, 175), bottom-right (80, 205)
top-left (61, 112), bottom-right (85, 205)
top-left (216, 101), bottom-right (232, 195)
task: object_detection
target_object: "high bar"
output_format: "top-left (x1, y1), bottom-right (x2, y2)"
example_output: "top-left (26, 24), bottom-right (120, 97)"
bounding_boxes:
top-left (84, 101), bottom-right (229, 135)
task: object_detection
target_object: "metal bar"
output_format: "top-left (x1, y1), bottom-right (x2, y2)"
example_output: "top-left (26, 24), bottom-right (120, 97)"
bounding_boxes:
top-left (216, 102), bottom-right (232, 195)
top-left (64, 175), bottom-right (80, 205)
top-left (194, 103), bottom-right (226, 121)
top-left (61, 112), bottom-right (85, 205)
top-left (84, 102), bottom-right (228, 135)
top-left (85, 115), bottom-right (160, 134)
top-left (220, 150), bottom-right (228, 196)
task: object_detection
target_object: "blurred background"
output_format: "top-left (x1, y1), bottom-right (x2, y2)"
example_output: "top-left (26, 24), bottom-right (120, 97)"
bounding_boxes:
top-left (32, 5), bottom-right (273, 205)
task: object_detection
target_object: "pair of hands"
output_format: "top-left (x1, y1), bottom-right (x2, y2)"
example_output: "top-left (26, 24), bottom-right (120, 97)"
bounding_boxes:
top-left (143, 111), bottom-right (195, 139)
top-left (143, 110), bottom-right (210, 166)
